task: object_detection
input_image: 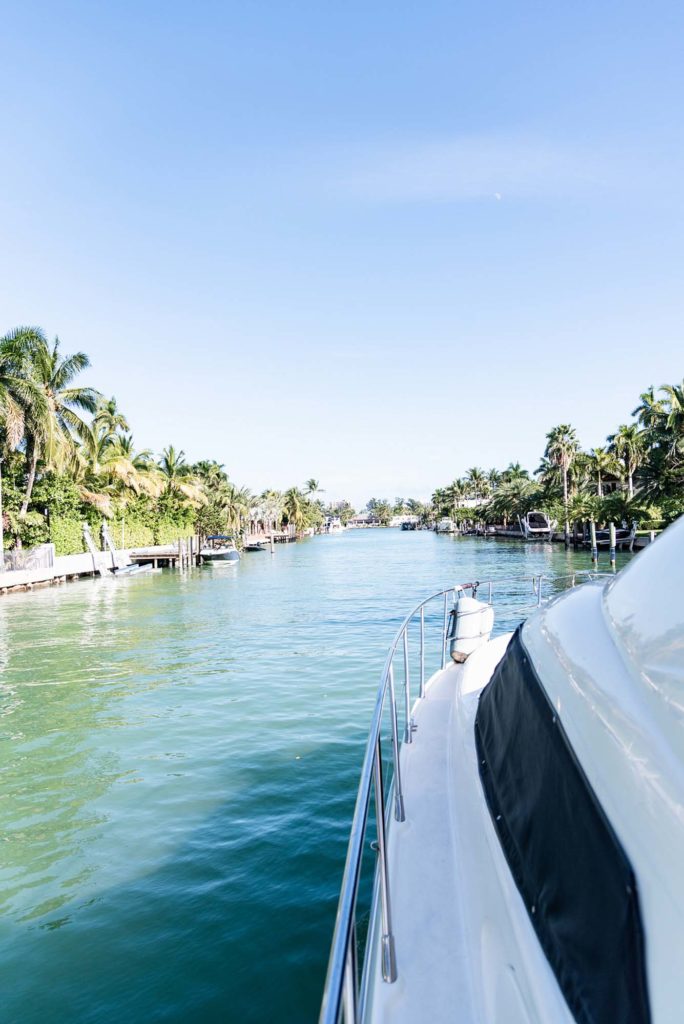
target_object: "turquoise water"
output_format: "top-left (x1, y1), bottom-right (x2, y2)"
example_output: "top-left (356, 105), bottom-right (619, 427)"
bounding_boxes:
top-left (0, 531), bottom-right (631, 1023)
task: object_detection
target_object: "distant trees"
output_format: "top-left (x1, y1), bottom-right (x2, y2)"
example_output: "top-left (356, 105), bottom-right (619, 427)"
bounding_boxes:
top-left (0, 323), bottom-right (333, 554)
top-left (427, 381), bottom-right (683, 536)
top-left (366, 498), bottom-right (392, 526)
top-left (1, 321), bottom-right (682, 554)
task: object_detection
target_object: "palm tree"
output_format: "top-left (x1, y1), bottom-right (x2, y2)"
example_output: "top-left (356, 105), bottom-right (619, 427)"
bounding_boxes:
top-left (103, 434), bottom-right (162, 498)
top-left (159, 446), bottom-right (205, 506)
top-left (304, 478), bottom-right (323, 496)
top-left (543, 425), bottom-right (580, 545)
top-left (589, 447), bottom-right (618, 497)
top-left (0, 327), bottom-right (47, 450)
top-left (257, 489), bottom-right (284, 533)
top-left (632, 386), bottom-right (665, 431)
top-left (194, 460), bottom-right (228, 486)
top-left (608, 424), bottom-right (646, 499)
top-left (487, 478), bottom-right (541, 525)
top-left (94, 396), bottom-right (130, 435)
top-left (445, 479), bottom-right (465, 515)
top-left (283, 487), bottom-right (306, 531)
top-left (465, 467), bottom-right (488, 500)
top-left (501, 462), bottom-right (529, 483)
top-left (660, 381), bottom-right (684, 450)
top-left (19, 333), bottom-right (99, 515)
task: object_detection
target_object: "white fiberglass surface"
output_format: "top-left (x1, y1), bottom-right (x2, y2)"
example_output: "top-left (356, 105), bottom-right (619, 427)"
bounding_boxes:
top-left (363, 636), bottom-right (574, 1024)
top-left (523, 575), bottom-right (684, 1024)
top-left (603, 515), bottom-right (684, 718)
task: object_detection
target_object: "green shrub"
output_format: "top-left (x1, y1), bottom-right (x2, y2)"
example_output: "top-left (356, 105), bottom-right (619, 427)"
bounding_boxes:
top-left (51, 519), bottom-right (85, 556)
top-left (109, 518), bottom-right (155, 549)
top-left (155, 519), bottom-right (194, 545)
top-left (661, 496), bottom-right (684, 525)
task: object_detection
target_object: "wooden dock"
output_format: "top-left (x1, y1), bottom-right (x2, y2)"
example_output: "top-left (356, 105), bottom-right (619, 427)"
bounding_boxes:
top-left (129, 537), bottom-right (199, 568)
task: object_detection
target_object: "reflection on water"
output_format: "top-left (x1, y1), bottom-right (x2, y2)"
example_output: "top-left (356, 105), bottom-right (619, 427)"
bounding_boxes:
top-left (0, 532), bottom-right (633, 1022)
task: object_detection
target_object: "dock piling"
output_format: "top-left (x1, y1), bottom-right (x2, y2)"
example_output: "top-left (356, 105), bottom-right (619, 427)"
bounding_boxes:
top-left (590, 521), bottom-right (598, 564)
top-left (609, 522), bottom-right (617, 569)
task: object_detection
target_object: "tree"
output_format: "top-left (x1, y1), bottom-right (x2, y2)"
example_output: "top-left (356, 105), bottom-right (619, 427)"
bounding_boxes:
top-left (501, 462), bottom-right (530, 483)
top-left (589, 447), bottom-right (618, 497)
top-left (19, 332), bottom-right (99, 516)
top-left (632, 386), bottom-right (665, 431)
top-left (283, 487), bottom-right (306, 531)
top-left (465, 467), bottom-right (488, 500)
top-left (660, 381), bottom-right (684, 454)
top-left (486, 478), bottom-right (541, 525)
top-left (543, 425), bottom-right (580, 545)
top-left (304, 478), bottom-right (323, 496)
top-left (368, 497), bottom-right (389, 524)
top-left (608, 424), bottom-right (646, 499)
top-left (94, 396), bottom-right (130, 435)
top-left (0, 328), bottom-right (48, 451)
top-left (445, 479), bottom-right (465, 515)
top-left (159, 446), bottom-right (205, 506)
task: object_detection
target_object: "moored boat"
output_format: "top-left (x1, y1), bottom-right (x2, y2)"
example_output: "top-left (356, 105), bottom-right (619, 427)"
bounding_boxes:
top-left (518, 509), bottom-right (555, 540)
top-left (435, 517), bottom-right (457, 534)
top-left (199, 535), bottom-right (240, 563)
top-left (594, 521), bottom-right (637, 551)
top-left (320, 519), bottom-right (683, 1024)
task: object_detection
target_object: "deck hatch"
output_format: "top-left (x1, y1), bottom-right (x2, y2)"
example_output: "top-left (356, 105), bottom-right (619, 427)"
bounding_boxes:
top-left (474, 626), bottom-right (651, 1024)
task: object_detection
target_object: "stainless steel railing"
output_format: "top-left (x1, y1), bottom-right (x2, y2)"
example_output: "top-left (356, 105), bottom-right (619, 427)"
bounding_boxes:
top-left (318, 571), bottom-right (611, 1024)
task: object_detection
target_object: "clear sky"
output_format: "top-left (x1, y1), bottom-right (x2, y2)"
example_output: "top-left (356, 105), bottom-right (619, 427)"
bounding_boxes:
top-left (1, 1), bottom-right (682, 506)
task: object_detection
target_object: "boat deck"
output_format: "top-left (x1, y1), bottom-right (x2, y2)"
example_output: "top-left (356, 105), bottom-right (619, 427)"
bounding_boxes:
top-left (364, 662), bottom-right (476, 1022)
top-left (363, 634), bottom-right (573, 1024)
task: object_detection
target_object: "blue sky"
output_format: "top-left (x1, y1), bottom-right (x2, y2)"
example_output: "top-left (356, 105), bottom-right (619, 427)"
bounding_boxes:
top-left (1, 1), bottom-right (682, 506)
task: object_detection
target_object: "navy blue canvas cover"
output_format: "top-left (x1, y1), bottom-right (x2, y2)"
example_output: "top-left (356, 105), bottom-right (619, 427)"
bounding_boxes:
top-left (474, 627), bottom-right (651, 1024)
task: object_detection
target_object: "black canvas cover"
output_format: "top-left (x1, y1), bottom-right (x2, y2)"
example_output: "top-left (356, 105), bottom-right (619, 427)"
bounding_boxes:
top-left (474, 627), bottom-right (651, 1024)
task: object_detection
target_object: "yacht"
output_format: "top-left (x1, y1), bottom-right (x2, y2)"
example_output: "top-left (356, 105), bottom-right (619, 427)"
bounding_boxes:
top-left (319, 516), bottom-right (683, 1024)
top-left (435, 517), bottom-right (457, 534)
top-left (518, 510), bottom-right (555, 540)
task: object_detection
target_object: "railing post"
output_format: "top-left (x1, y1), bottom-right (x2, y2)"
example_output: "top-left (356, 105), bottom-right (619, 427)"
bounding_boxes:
top-left (403, 631), bottom-right (412, 743)
top-left (419, 607), bottom-right (425, 699)
top-left (373, 737), bottom-right (397, 984)
top-left (342, 920), bottom-right (358, 1023)
top-left (387, 664), bottom-right (405, 822)
top-left (441, 591), bottom-right (449, 669)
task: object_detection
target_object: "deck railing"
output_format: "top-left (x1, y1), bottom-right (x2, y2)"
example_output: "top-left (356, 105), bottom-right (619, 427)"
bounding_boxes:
top-left (318, 571), bottom-right (612, 1024)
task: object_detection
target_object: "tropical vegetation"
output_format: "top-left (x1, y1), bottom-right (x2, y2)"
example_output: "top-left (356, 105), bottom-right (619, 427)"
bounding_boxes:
top-left (368, 384), bottom-right (684, 535)
top-left (0, 327), bottom-right (335, 556)
top-left (1, 326), bottom-right (681, 557)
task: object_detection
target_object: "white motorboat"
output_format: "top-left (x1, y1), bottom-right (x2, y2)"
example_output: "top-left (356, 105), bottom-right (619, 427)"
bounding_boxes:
top-left (519, 509), bottom-right (556, 540)
top-left (320, 517), bottom-right (684, 1024)
top-left (435, 517), bottom-right (457, 534)
top-left (321, 517), bottom-right (345, 534)
top-left (199, 535), bottom-right (240, 563)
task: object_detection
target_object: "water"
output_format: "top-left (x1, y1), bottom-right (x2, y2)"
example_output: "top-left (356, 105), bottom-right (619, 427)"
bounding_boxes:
top-left (0, 531), bottom-right (631, 1023)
